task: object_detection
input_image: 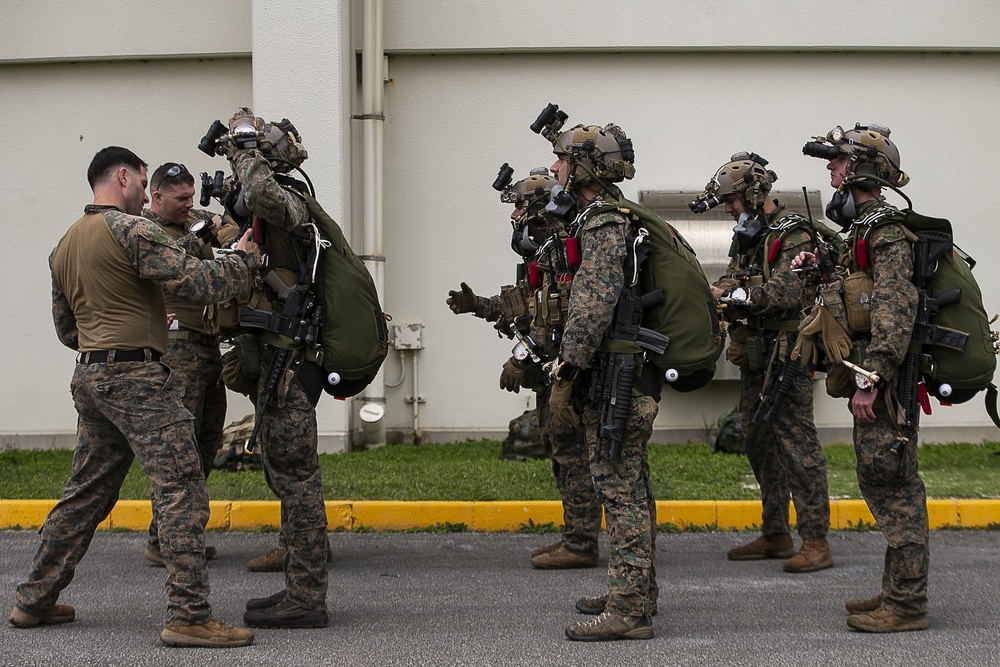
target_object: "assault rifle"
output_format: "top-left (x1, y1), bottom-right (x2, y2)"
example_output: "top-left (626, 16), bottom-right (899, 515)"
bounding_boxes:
top-left (240, 280), bottom-right (324, 453)
top-left (593, 285), bottom-right (669, 460)
top-left (753, 334), bottom-right (799, 424)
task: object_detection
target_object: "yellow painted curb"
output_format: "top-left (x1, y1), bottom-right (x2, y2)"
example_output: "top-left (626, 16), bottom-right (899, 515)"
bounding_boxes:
top-left (1, 499), bottom-right (998, 532)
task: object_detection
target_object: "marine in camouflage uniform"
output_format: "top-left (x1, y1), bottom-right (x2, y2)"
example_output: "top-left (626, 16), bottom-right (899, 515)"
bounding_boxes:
top-left (141, 162), bottom-right (240, 566)
top-left (9, 146), bottom-right (256, 648)
top-left (693, 154), bottom-right (832, 572)
top-left (539, 119), bottom-right (656, 641)
top-left (798, 124), bottom-right (928, 633)
top-left (446, 167), bottom-right (601, 570)
top-left (220, 110), bottom-right (329, 629)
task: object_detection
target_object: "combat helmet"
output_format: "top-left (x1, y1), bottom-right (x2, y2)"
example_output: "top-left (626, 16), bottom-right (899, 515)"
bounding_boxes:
top-left (223, 108), bottom-right (308, 173)
top-left (504, 167), bottom-right (557, 221)
top-left (551, 123), bottom-right (636, 189)
top-left (690, 152), bottom-right (777, 215)
top-left (494, 164), bottom-right (559, 257)
top-left (803, 123), bottom-right (908, 188)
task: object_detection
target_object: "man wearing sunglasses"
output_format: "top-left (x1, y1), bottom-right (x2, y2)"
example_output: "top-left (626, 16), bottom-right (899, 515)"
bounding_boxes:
top-left (141, 162), bottom-right (239, 568)
top-left (10, 146), bottom-right (261, 647)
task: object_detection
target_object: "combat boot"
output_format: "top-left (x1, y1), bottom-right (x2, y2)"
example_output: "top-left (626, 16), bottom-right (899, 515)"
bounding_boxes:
top-left (246, 545), bottom-right (333, 572)
top-left (9, 604), bottom-right (75, 628)
top-left (530, 539), bottom-right (564, 559)
top-left (575, 593), bottom-right (609, 615)
top-left (246, 590), bottom-right (286, 611)
top-left (145, 543), bottom-right (217, 567)
top-left (576, 593), bottom-right (658, 617)
top-left (530, 543), bottom-right (598, 570)
top-left (159, 619), bottom-right (254, 647)
top-left (782, 537), bottom-right (834, 573)
top-left (845, 594), bottom-right (883, 614)
top-left (847, 607), bottom-right (928, 633)
top-left (726, 533), bottom-right (795, 561)
top-left (565, 611), bottom-right (653, 642)
top-left (243, 599), bottom-right (328, 629)
top-left (246, 547), bottom-right (286, 572)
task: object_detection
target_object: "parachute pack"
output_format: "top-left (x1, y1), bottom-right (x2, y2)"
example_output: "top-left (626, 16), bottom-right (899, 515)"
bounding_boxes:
top-left (302, 193), bottom-right (390, 399)
top-left (865, 206), bottom-right (1000, 423)
top-left (602, 196), bottom-right (724, 392)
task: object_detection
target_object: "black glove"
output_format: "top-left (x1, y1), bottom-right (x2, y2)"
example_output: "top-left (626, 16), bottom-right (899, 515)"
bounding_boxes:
top-left (446, 282), bottom-right (478, 315)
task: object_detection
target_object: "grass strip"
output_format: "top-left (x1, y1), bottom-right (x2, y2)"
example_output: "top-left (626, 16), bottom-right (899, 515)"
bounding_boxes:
top-left (1, 440), bottom-right (999, 502)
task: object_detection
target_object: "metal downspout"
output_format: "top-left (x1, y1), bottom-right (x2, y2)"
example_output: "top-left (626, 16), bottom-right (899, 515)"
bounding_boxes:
top-left (359, 0), bottom-right (385, 440)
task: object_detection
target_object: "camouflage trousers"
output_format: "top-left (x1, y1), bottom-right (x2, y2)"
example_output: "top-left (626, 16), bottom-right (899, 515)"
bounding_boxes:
top-left (15, 359), bottom-right (212, 626)
top-left (855, 392), bottom-right (929, 615)
top-left (256, 358), bottom-right (328, 611)
top-left (536, 385), bottom-right (602, 557)
top-left (740, 356), bottom-right (830, 538)
top-left (148, 338), bottom-right (226, 549)
top-left (582, 388), bottom-right (658, 618)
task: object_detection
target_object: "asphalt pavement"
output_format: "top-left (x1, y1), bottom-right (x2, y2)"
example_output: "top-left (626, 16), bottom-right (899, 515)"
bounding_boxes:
top-left (2, 530), bottom-right (999, 667)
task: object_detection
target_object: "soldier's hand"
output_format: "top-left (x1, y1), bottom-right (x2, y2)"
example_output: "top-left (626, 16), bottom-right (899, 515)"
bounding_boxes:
top-left (851, 386), bottom-right (879, 425)
top-left (499, 357), bottom-right (526, 393)
top-left (234, 229), bottom-right (262, 263)
top-left (549, 378), bottom-right (584, 432)
top-left (446, 282), bottom-right (478, 314)
top-left (791, 249), bottom-right (818, 271)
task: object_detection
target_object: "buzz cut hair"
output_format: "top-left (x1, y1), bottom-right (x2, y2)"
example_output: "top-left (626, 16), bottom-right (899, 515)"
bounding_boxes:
top-left (87, 146), bottom-right (147, 190)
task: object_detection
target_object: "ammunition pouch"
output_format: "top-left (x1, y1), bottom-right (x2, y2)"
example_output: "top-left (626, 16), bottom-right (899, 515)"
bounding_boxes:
top-left (499, 284), bottom-right (530, 332)
top-left (221, 333), bottom-right (261, 398)
top-left (746, 332), bottom-right (769, 374)
top-left (816, 277), bottom-right (850, 335)
top-left (843, 271), bottom-right (874, 333)
top-left (726, 324), bottom-right (750, 370)
top-left (529, 281), bottom-right (571, 329)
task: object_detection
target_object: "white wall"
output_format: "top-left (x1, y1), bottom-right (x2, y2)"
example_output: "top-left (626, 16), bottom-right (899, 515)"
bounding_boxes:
top-left (2, 0), bottom-right (999, 451)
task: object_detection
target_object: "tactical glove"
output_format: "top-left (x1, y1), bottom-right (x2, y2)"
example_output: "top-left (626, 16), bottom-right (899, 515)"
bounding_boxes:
top-left (446, 282), bottom-right (478, 315)
top-left (499, 357), bottom-right (526, 393)
top-left (549, 377), bottom-right (584, 432)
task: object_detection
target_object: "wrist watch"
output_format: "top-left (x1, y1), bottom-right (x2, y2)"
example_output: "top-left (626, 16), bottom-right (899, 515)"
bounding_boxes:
top-left (853, 371), bottom-right (875, 391)
top-left (233, 248), bottom-right (259, 271)
top-left (511, 341), bottom-right (532, 363)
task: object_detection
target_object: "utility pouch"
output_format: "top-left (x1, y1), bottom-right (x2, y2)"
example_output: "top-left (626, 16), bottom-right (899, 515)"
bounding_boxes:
top-left (204, 298), bottom-right (241, 335)
top-left (221, 333), bottom-right (261, 398)
top-left (500, 285), bottom-right (530, 329)
top-left (726, 324), bottom-right (750, 370)
top-left (815, 277), bottom-right (851, 334)
top-left (843, 271), bottom-right (874, 333)
top-left (825, 336), bottom-right (869, 398)
top-left (746, 332), bottom-right (768, 374)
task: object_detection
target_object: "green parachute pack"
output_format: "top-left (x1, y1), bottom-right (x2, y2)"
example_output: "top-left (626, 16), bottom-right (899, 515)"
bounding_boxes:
top-left (302, 193), bottom-right (389, 398)
top-left (609, 196), bottom-right (725, 392)
top-left (864, 205), bottom-right (999, 422)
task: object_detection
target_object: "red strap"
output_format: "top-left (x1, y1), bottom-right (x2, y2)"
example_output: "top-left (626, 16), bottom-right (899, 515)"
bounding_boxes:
top-left (767, 237), bottom-right (781, 264)
top-left (856, 237), bottom-right (868, 270)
